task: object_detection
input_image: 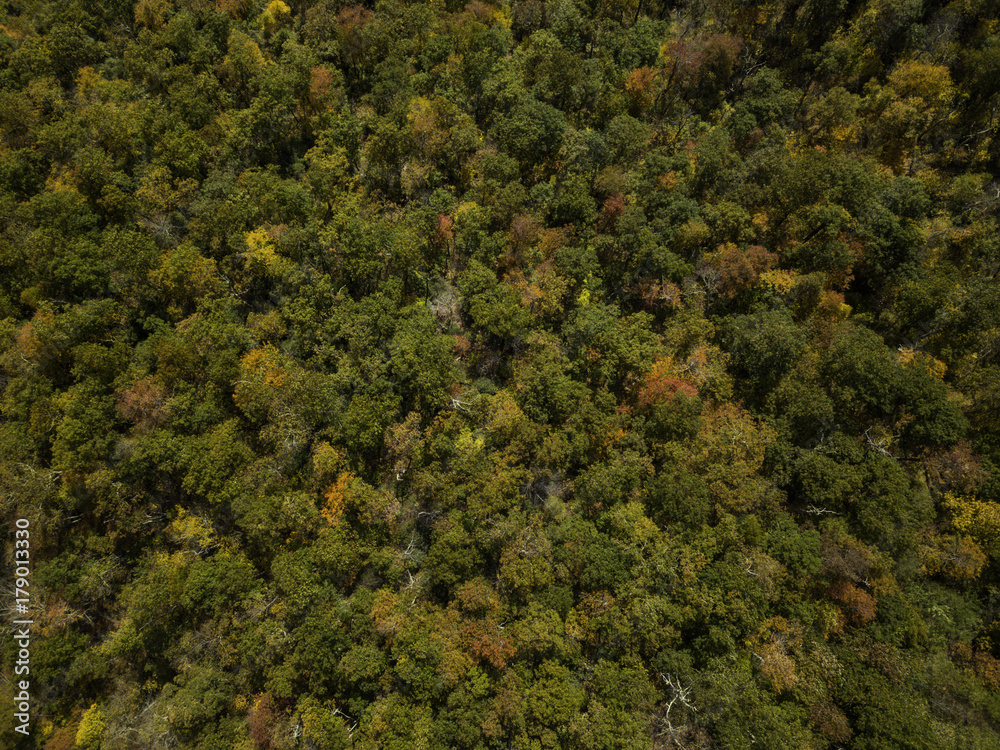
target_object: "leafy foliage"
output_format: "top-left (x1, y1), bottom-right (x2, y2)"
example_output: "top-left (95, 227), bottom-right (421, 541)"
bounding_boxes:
top-left (1, 0), bottom-right (999, 747)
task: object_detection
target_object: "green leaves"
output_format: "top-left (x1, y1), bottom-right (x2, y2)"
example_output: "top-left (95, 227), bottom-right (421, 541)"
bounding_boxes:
top-left (721, 309), bottom-right (807, 406)
top-left (3, 1), bottom-right (1000, 748)
top-left (389, 305), bottom-right (456, 414)
top-left (494, 96), bottom-right (568, 172)
top-left (457, 260), bottom-right (529, 344)
top-left (822, 325), bottom-right (968, 450)
top-left (527, 661), bottom-right (585, 744)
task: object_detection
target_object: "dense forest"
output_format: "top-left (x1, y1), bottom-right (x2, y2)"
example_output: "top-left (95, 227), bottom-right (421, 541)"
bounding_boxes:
top-left (1, 0), bottom-right (999, 747)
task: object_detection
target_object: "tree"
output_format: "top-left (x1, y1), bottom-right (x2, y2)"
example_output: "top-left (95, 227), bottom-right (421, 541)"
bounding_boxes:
top-left (493, 96), bottom-right (567, 175)
top-left (526, 661), bottom-right (586, 748)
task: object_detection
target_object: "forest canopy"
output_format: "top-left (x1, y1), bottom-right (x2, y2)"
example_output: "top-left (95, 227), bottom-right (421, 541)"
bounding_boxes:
top-left (1, 0), bottom-right (1000, 747)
